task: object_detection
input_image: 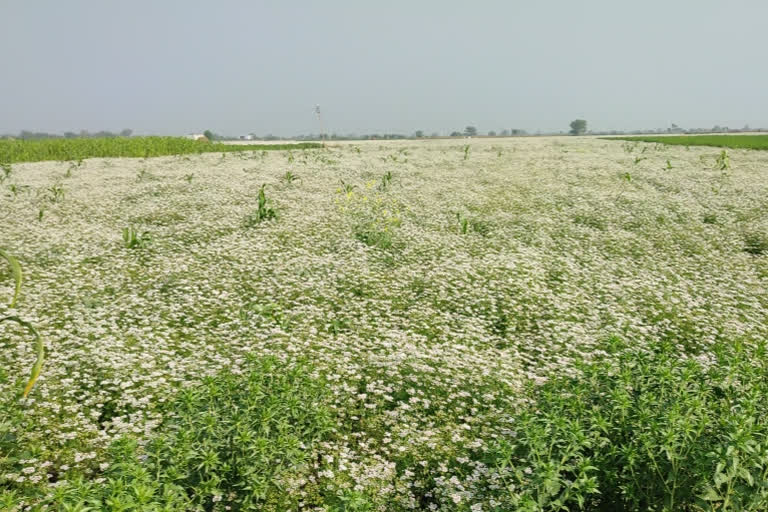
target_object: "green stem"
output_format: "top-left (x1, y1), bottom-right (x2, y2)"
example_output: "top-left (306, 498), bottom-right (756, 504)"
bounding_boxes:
top-left (0, 316), bottom-right (44, 398)
top-left (0, 248), bottom-right (22, 307)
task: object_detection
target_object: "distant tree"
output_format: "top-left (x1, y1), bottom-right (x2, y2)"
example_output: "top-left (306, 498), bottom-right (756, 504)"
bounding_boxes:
top-left (488, 130), bottom-right (496, 136)
top-left (500, 129), bottom-right (510, 136)
top-left (431, 132), bottom-right (439, 137)
top-left (120, 129), bottom-right (133, 137)
top-left (414, 130), bottom-right (424, 138)
top-left (569, 119), bottom-right (587, 135)
top-left (450, 131), bottom-right (462, 137)
top-left (464, 126), bottom-right (478, 137)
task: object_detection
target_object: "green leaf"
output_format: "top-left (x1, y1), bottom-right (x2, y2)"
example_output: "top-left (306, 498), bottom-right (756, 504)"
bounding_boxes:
top-left (700, 486), bottom-right (723, 502)
top-left (0, 248), bottom-right (22, 307)
top-left (714, 469), bottom-right (728, 488)
top-left (0, 315), bottom-right (44, 397)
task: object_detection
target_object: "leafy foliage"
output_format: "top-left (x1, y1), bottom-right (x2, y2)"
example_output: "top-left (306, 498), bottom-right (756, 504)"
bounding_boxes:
top-left (122, 227), bottom-right (152, 249)
top-left (455, 212), bottom-right (491, 236)
top-left (716, 150), bottom-right (731, 171)
top-left (281, 170), bottom-right (300, 184)
top-left (336, 178), bottom-right (402, 250)
top-left (377, 171), bottom-right (393, 191)
top-left (743, 232), bottom-right (768, 256)
top-left (29, 357), bottom-right (333, 511)
top-left (484, 340), bottom-right (768, 511)
top-left (569, 119), bottom-right (587, 135)
top-left (44, 184), bottom-right (65, 203)
top-left (244, 184), bottom-right (277, 226)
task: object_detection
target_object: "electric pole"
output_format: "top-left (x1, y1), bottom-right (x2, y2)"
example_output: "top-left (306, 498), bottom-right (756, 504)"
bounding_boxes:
top-left (315, 105), bottom-right (324, 142)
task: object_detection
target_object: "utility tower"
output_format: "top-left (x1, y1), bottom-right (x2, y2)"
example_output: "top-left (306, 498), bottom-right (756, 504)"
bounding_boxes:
top-left (315, 105), bottom-right (325, 142)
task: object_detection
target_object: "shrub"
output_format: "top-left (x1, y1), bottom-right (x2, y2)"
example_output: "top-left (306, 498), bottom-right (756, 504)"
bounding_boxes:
top-left (337, 180), bottom-right (402, 250)
top-left (743, 232), bottom-right (768, 256)
top-left (40, 357), bottom-right (334, 511)
top-left (354, 223), bottom-right (394, 249)
top-left (483, 340), bottom-right (768, 511)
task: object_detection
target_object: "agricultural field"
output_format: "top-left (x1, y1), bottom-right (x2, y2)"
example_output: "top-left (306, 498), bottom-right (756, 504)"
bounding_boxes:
top-left (1, 137), bottom-right (768, 511)
top-left (609, 134), bottom-right (768, 151)
top-left (0, 136), bottom-right (321, 164)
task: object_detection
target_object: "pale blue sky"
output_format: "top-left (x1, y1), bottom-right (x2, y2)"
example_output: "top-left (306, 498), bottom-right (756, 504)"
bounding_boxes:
top-left (2, 1), bottom-right (766, 136)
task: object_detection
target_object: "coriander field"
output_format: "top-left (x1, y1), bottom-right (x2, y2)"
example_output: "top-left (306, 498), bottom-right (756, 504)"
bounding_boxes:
top-left (2, 138), bottom-right (768, 511)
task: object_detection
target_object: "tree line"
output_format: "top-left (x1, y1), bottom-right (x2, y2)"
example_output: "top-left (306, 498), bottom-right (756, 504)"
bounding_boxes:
top-left (1, 129), bottom-right (133, 140)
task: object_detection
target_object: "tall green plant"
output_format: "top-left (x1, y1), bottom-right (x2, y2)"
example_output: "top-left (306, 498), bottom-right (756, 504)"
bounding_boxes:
top-left (339, 180), bottom-right (356, 195)
top-left (0, 248), bottom-right (22, 307)
top-left (455, 212), bottom-right (491, 236)
top-left (377, 171), bottom-right (393, 191)
top-left (456, 212), bottom-right (469, 234)
top-left (122, 227), bottom-right (152, 249)
top-left (0, 316), bottom-right (44, 398)
top-left (0, 251), bottom-right (44, 398)
top-left (244, 184), bottom-right (277, 226)
top-left (45, 184), bottom-right (65, 203)
top-left (281, 170), bottom-right (300, 184)
top-left (716, 150), bottom-right (731, 171)
top-left (257, 184), bottom-right (276, 220)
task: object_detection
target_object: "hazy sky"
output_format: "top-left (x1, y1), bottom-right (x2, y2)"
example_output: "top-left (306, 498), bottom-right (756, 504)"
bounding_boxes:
top-left (2, 1), bottom-right (766, 136)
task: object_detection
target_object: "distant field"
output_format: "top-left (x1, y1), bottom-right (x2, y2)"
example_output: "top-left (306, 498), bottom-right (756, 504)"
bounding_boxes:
top-left (0, 137), bottom-right (322, 163)
top-left (606, 134), bottom-right (768, 150)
